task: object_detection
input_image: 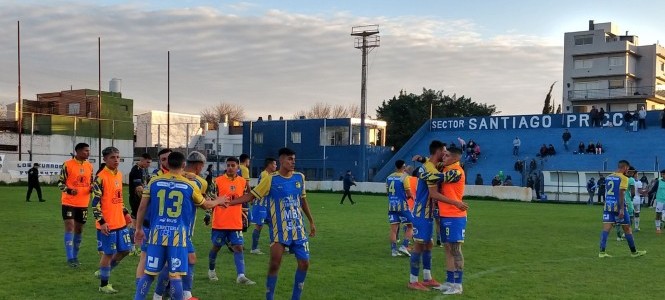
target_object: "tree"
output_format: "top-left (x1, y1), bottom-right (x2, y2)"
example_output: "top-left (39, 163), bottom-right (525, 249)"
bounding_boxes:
top-left (293, 103), bottom-right (360, 119)
top-left (376, 88), bottom-right (498, 150)
top-left (200, 102), bottom-right (245, 129)
top-left (542, 81), bottom-right (556, 114)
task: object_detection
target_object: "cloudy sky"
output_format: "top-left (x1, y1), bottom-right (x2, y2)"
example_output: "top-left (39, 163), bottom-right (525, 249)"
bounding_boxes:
top-left (1, 0), bottom-right (663, 120)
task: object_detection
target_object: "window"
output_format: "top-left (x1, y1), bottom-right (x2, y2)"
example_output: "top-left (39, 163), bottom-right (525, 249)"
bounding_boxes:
top-left (291, 131), bottom-right (301, 144)
top-left (574, 34), bottom-right (593, 45)
top-left (67, 103), bottom-right (80, 115)
top-left (609, 79), bottom-right (625, 89)
top-left (661, 62), bottom-right (664, 72)
top-left (574, 59), bottom-right (593, 69)
top-left (320, 126), bottom-right (349, 146)
top-left (609, 57), bottom-right (624, 67)
top-left (253, 132), bottom-right (263, 144)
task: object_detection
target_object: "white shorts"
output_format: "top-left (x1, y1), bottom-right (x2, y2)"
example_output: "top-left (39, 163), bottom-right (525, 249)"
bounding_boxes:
top-left (656, 202), bottom-right (665, 213)
top-left (633, 200), bottom-right (640, 213)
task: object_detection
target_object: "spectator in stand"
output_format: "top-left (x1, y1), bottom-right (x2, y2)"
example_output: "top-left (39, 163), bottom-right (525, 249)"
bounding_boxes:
top-left (457, 137), bottom-right (466, 152)
top-left (595, 142), bottom-right (603, 154)
top-left (586, 178), bottom-right (597, 205)
top-left (638, 106), bottom-right (647, 130)
top-left (598, 107), bottom-right (606, 127)
top-left (578, 142), bottom-right (585, 154)
top-left (624, 110), bottom-right (633, 131)
top-left (473, 143), bottom-right (481, 156)
top-left (513, 137), bottom-right (521, 156)
top-left (547, 144), bottom-right (556, 156)
top-left (497, 171), bottom-right (505, 183)
top-left (539, 144), bottom-right (548, 157)
top-left (491, 176), bottom-right (501, 186)
top-left (533, 173), bottom-right (542, 200)
top-left (529, 159), bottom-right (537, 173)
top-left (475, 174), bottom-right (483, 185)
top-left (589, 106), bottom-right (599, 127)
top-left (503, 176), bottom-right (513, 186)
top-left (597, 175), bottom-right (606, 204)
top-left (632, 109), bottom-right (639, 131)
top-left (586, 142), bottom-right (596, 154)
top-left (562, 129), bottom-right (571, 151)
top-left (467, 139), bottom-right (476, 157)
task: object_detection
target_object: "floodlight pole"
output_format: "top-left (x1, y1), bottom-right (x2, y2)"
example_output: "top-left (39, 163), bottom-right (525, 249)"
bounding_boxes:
top-left (351, 25), bottom-right (380, 182)
top-left (98, 37), bottom-right (102, 163)
top-left (17, 21), bottom-right (22, 161)
top-left (167, 51), bottom-right (170, 148)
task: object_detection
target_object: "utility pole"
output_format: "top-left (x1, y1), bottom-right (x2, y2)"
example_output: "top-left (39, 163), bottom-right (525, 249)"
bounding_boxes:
top-left (98, 37), bottom-right (102, 163)
top-left (17, 21), bottom-right (22, 160)
top-left (351, 25), bottom-right (380, 182)
top-left (167, 51), bottom-right (170, 148)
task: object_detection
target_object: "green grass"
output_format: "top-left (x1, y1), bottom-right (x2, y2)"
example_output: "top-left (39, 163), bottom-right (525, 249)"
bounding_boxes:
top-left (2, 186), bottom-right (664, 299)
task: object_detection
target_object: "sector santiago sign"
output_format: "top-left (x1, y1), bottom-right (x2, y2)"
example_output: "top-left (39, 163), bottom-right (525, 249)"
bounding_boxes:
top-left (430, 112), bottom-right (639, 131)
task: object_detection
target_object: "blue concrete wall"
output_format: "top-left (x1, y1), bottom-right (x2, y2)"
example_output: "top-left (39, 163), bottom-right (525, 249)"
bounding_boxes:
top-left (375, 111), bottom-right (664, 184)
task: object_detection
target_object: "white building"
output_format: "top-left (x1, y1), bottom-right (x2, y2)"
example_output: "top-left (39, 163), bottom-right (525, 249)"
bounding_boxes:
top-left (563, 20), bottom-right (665, 112)
top-left (135, 110), bottom-right (201, 148)
top-left (189, 122), bottom-right (243, 157)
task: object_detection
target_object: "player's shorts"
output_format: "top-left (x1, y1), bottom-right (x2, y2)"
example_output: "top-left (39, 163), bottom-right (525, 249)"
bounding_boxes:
top-left (412, 217), bottom-right (433, 243)
top-left (211, 229), bottom-right (244, 247)
top-left (250, 204), bottom-right (268, 225)
top-left (144, 244), bottom-right (188, 276)
top-left (655, 202), bottom-right (665, 213)
top-left (140, 227), bottom-right (150, 252)
top-left (440, 217), bottom-right (467, 243)
top-left (187, 237), bottom-right (195, 253)
top-left (602, 209), bottom-right (630, 225)
top-left (61, 205), bottom-right (88, 224)
top-left (272, 239), bottom-right (310, 261)
top-left (97, 227), bottom-right (132, 255)
top-left (388, 210), bottom-right (414, 224)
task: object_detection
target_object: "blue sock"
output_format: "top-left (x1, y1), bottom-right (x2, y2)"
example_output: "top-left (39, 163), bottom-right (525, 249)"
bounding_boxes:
top-left (110, 260), bottom-right (119, 270)
top-left (154, 266), bottom-right (170, 296)
top-left (73, 234), bottom-right (82, 259)
top-left (134, 274), bottom-right (154, 300)
top-left (410, 252), bottom-right (421, 277)
top-left (169, 278), bottom-right (183, 300)
top-left (64, 232), bottom-right (74, 261)
top-left (422, 250), bottom-right (432, 271)
top-left (184, 263), bottom-right (194, 292)
top-left (402, 237), bottom-right (409, 248)
top-left (100, 266), bottom-right (111, 286)
top-left (599, 231), bottom-right (609, 252)
top-left (252, 229), bottom-right (261, 250)
top-left (454, 270), bottom-right (464, 284)
top-left (208, 250), bottom-right (217, 270)
top-left (291, 269), bottom-right (307, 300)
top-left (266, 275), bottom-right (278, 300)
top-left (391, 242), bottom-right (397, 251)
top-left (135, 278), bottom-right (140, 287)
top-left (234, 251), bottom-right (246, 275)
top-left (625, 233), bottom-right (637, 252)
top-left (446, 271), bottom-right (454, 283)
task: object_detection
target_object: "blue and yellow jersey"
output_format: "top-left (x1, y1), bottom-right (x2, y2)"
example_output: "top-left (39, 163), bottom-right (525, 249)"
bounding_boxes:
top-left (414, 160), bottom-right (443, 219)
top-left (152, 167), bottom-right (168, 178)
top-left (604, 172), bottom-right (628, 213)
top-left (184, 172), bottom-right (209, 236)
top-left (386, 171), bottom-right (410, 212)
top-left (253, 170), bottom-right (273, 206)
top-left (143, 173), bottom-right (205, 247)
top-left (251, 172), bottom-right (307, 244)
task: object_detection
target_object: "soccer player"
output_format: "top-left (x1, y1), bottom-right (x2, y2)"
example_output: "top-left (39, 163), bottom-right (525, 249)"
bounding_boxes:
top-left (58, 142), bottom-right (93, 268)
top-left (207, 157), bottom-right (256, 285)
top-left (653, 170), bottom-right (665, 234)
top-left (129, 153), bottom-right (152, 255)
top-left (153, 148), bottom-right (172, 177)
top-left (226, 147), bottom-right (316, 300)
top-left (632, 169), bottom-right (643, 232)
top-left (91, 147), bottom-right (132, 293)
top-left (134, 152), bottom-right (226, 300)
top-left (617, 167), bottom-right (636, 241)
top-left (434, 147), bottom-right (469, 295)
top-left (386, 159), bottom-right (414, 257)
top-left (239, 153), bottom-right (251, 231)
top-left (598, 160), bottom-right (646, 258)
top-left (407, 141), bottom-right (446, 291)
top-left (250, 157), bottom-right (278, 255)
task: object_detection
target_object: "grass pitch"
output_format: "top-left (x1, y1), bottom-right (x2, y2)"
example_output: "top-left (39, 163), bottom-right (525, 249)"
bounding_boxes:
top-left (1, 186), bottom-right (664, 299)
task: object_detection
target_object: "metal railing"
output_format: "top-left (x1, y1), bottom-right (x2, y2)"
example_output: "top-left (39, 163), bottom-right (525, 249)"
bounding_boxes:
top-left (568, 86), bottom-right (657, 100)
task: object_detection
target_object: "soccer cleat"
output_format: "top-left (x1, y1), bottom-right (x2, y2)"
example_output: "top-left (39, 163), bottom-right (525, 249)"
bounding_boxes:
top-left (208, 270), bottom-right (219, 281)
top-left (634, 228), bottom-right (640, 232)
top-left (250, 249), bottom-right (264, 255)
top-left (442, 283), bottom-right (463, 295)
top-left (422, 279), bottom-right (441, 287)
top-left (391, 250), bottom-right (402, 257)
top-left (94, 270), bottom-right (100, 278)
top-left (598, 252), bottom-right (612, 258)
top-left (657, 229), bottom-right (662, 234)
top-left (398, 246), bottom-right (411, 257)
top-left (616, 237), bottom-right (623, 241)
top-left (433, 282), bottom-right (454, 291)
top-left (67, 259), bottom-right (79, 268)
top-left (407, 282), bottom-right (430, 291)
top-left (99, 284), bottom-right (118, 294)
top-left (39, 199), bottom-right (46, 202)
top-left (631, 250), bottom-right (647, 257)
top-left (236, 275), bottom-right (256, 285)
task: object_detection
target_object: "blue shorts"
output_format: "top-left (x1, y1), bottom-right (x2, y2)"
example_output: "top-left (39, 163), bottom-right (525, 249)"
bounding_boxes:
top-left (412, 217), bottom-right (433, 243)
top-left (144, 244), bottom-right (188, 276)
top-left (275, 239), bottom-right (310, 261)
top-left (603, 209), bottom-right (630, 225)
top-left (440, 217), bottom-right (467, 243)
top-left (97, 228), bottom-right (132, 255)
top-left (388, 210), bottom-right (414, 224)
top-left (211, 229), bottom-right (244, 247)
top-left (250, 204), bottom-right (268, 225)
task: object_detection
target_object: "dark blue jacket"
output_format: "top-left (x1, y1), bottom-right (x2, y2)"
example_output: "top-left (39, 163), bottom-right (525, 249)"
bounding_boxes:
top-left (343, 174), bottom-right (356, 190)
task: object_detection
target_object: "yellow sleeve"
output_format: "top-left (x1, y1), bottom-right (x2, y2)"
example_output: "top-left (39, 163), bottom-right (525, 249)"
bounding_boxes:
top-left (143, 176), bottom-right (157, 198)
top-left (420, 161), bottom-right (443, 187)
top-left (190, 183), bottom-right (205, 206)
top-left (619, 175), bottom-right (628, 190)
top-left (251, 174), bottom-right (272, 199)
top-left (402, 174), bottom-right (410, 190)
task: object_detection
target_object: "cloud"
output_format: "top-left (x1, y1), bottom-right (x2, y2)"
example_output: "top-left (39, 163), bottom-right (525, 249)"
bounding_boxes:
top-left (0, 3), bottom-right (563, 121)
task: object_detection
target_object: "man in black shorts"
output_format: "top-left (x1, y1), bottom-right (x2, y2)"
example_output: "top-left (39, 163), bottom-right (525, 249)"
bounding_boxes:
top-left (128, 153), bottom-right (151, 254)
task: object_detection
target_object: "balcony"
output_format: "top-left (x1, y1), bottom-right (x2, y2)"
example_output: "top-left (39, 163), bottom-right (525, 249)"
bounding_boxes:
top-left (568, 86), bottom-right (661, 101)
